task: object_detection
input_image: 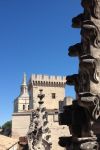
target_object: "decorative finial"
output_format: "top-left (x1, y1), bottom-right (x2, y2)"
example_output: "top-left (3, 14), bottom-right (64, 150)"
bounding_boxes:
top-left (38, 89), bottom-right (45, 107)
top-left (20, 73), bottom-right (29, 96)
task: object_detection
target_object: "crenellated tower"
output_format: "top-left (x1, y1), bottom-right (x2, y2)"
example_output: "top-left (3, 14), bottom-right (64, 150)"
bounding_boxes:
top-left (28, 74), bottom-right (66, 110)
top-left (12, 74), bottom-right (68, 150)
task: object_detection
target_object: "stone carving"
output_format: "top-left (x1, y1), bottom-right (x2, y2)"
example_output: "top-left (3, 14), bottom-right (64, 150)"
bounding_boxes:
top-left (80, 58), bottom-right (99, 83)
top-left (68, 43), bottom-right (82, 57)
top-left (72, 14), bottom-right (84, 28)
top-left (27, 90), bottom-right (52, 150)
top-left (81, 0), bottom-right (92, 17)
top-left (72, 1), bottom-right (100, 28)
top-left (27, 111), bottom-right (43, 150)
top-left (66, 74), bottom-right (79, 96)
top-left (80, 141), bottom-right (99, 150)
top-left (81, 0), bottom-right (100, 19)
top-left (81, 21), bottom-right (100, 49)
top-left (59, 0), bottom-right (100, 149)
top-left (79, 93), bottom-right (100, 121)
top-left (78, 70), bottom-right (90, 93)
top-left (93, 0), bottom-right (100, 19)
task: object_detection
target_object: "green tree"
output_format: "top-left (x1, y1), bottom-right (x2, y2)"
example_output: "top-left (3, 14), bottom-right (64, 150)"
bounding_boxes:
top-left (1, 120), bottom-right (12, 136)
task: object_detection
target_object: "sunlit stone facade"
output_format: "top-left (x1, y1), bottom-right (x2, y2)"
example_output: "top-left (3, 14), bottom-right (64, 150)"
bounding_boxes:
top-left (12, 74), bottom-right (70, 150)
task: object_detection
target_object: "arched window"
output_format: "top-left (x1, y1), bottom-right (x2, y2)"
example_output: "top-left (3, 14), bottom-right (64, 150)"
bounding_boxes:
top-left (23, 104), bottom-right (25, 110)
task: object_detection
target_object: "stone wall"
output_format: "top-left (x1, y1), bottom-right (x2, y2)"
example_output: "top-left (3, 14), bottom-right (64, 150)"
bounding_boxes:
top-left (29, 86), bottom-right (65, 110)
top-left (48, 113), bottom-right (70, 150)
top-left (12, 74), bottom-right (69, 149)
top-left (28, 74), bottom-right (66, 110)
top-left (12, 112), bottom-right (31, 138)
top-left (12, 111), bottom-right (70, 150)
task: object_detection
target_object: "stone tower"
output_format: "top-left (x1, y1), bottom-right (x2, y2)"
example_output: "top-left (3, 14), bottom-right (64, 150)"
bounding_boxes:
top-left (14, 73), bottom-right (29, 112)
top-left (59, 1), bottom-right (100, 149)
top-left (28, 74), bottom-right (66, 110)
top-left (12, 74), bottom-right (69, 150)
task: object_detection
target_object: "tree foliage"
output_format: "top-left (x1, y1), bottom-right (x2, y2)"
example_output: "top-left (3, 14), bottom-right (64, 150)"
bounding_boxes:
top-left (1, 120), bottom-right (12, 137)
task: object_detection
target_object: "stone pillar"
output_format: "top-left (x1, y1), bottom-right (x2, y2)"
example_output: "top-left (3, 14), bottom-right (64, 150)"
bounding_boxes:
top-left (59, 1), bottom-right (100, 149)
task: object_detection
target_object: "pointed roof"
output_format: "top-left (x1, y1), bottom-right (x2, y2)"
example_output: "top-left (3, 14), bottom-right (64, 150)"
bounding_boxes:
top-left (22, 73), bottom-right (27, 86)
top-left (19, 73), bottom-right (29, 97)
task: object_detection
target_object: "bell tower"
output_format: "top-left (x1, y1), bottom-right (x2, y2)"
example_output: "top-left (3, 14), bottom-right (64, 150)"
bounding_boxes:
top-left (14, 73), bottom-right (29, 112)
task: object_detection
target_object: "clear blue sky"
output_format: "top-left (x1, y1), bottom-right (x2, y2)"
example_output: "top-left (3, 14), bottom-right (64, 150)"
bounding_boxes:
top-left (0, 0), bottom-right (83, 125)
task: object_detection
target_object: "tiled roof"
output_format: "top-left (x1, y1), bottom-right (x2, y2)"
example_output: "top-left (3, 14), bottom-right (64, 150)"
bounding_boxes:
top-left (0, 135), bottom-right (18, 150)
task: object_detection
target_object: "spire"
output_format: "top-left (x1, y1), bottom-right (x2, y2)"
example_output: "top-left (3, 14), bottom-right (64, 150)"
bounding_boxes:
top-left (22, 73), bottom-right (27, 86)
top-left (20, 73), bottom-right (29, 96)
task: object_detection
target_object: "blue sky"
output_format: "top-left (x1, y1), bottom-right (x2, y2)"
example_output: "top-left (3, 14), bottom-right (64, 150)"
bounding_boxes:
top-left (0, 0), bottom-right (82, 125)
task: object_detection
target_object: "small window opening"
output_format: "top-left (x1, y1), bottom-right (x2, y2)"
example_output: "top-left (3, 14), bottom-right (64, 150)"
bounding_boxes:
top-left (23, 105), bottom-right (25, 110)
top-left (52, 93), bottom-right (56, 99)
top-left (28, 105), bottom-right (29, 110)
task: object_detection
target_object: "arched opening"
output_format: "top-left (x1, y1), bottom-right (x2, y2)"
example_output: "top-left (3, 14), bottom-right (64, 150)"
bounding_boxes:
top-left (23, 104), bottom-right (25, 110)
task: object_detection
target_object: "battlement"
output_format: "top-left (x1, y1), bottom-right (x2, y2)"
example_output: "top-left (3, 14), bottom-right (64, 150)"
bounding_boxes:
top-left (29, 74), bottom-right (66, 87)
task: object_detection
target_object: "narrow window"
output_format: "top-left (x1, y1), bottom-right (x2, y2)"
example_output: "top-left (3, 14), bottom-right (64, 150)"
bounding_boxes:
top-left (28, 105), bottom-right (29, 110)
top-left (23, 104), bottom-right (25, 110)
top-left (52, 93), bottom-right (56, 99)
